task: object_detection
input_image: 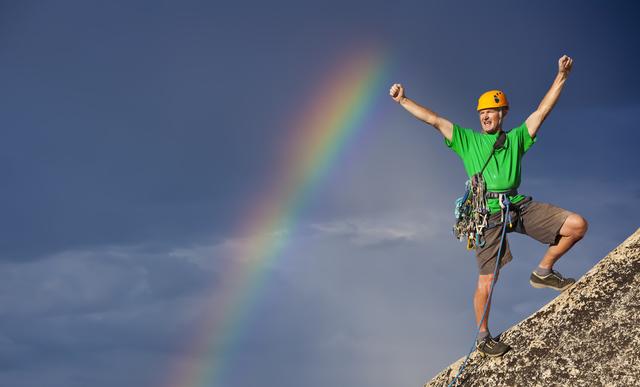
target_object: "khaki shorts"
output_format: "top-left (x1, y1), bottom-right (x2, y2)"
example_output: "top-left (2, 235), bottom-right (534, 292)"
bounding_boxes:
top-left (476, 198), bottom-right (572, 275)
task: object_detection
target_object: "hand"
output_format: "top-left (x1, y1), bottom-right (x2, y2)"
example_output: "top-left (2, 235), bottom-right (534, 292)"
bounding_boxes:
top-left (558, 55), bottom-right (573, 75)
top-left (389, 83), bottom-right (405, 102)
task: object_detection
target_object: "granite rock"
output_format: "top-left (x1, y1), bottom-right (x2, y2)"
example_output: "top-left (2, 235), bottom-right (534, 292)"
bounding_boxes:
top-left (426, 228), bottom-right (640, 387)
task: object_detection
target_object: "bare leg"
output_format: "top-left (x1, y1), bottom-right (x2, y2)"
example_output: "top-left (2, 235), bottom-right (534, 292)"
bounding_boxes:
top-left (473, 271), bottom-right (511, 356)
top-left (538, 213), bottom-right (588, 269)
top-left (474, 273), bottom-right (497, 332)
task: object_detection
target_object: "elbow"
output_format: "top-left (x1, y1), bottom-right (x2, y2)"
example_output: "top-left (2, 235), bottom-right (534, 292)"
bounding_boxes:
top-left (427, 114), bottom-right (441, 127)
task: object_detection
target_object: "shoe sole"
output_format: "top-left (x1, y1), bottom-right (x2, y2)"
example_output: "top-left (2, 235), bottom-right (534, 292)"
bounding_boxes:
top-left (529, 279), bottom-right (573, 291)
top-left (476, 345), bottom-right (511, 357)
top-left (478, 349), bottom-right (509, 358)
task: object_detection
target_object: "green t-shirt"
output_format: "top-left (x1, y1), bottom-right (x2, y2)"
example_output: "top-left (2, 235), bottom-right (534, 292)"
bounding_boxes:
top-left (445, 122), bottom-right (536, 214)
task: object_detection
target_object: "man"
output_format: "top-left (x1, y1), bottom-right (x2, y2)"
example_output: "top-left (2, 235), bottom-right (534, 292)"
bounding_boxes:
top-left (389, 55), bottom-right (588, 357)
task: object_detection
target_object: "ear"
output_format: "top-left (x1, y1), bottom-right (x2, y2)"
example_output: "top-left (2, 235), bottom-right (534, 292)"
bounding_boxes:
top-left (499, 108), bottom-right (508, 120)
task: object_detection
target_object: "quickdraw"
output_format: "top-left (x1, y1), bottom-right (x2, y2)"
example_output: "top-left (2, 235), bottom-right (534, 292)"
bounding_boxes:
top-left (453, 173), bottom-right (489, 249)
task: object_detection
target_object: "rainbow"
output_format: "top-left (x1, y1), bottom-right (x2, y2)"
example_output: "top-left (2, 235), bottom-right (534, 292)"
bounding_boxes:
top-left (166, 47), bottom-right (388, 387)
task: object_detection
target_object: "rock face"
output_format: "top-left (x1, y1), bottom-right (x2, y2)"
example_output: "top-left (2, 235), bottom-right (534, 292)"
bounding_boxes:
top-left (426, 228), bottom-right (640, 387)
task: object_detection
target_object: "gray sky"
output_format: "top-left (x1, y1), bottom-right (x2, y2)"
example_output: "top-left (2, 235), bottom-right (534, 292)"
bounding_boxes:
top-left (1, 1), bottom-right (639, 386)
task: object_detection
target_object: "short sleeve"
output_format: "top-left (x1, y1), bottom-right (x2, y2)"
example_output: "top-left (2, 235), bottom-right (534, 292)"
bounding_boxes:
top-left (514, 122), bottom-right (536, 153)
top-left (445, 124), bottom-right (471, 158)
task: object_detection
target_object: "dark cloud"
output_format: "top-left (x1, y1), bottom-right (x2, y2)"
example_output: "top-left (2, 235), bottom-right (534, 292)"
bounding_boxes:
top-left (0, 1), bottom-right (638, 386)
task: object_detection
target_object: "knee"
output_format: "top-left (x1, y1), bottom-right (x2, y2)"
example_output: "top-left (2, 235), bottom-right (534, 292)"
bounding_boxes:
top-left (477, 274), bottom-right (497, 294)
top-left (569, 214), bottom-right (588, 239)
top-left (562, 213), bottom-right (588, 240)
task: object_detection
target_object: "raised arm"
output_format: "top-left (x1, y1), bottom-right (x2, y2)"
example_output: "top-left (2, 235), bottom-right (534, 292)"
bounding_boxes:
top-left (525, 55), bottom-right (573, 139)
top-left (389, 83), bottom-right (453, 141)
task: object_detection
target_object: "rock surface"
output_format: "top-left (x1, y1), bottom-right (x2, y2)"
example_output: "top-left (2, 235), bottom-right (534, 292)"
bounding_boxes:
top-left (426, 228), bottom-right (640, 387)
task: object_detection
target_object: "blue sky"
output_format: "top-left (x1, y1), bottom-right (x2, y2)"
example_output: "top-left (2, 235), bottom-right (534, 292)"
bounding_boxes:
top-left (1, 1), bottom-right (639, 386)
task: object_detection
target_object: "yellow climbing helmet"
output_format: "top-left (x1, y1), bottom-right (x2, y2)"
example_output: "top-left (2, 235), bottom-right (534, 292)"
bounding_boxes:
top-left (477, 90), bottom-right (509, 111)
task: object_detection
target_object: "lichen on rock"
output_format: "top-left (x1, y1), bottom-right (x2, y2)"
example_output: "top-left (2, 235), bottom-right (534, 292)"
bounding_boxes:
top-left (426, 228), bottom-right (640, 387)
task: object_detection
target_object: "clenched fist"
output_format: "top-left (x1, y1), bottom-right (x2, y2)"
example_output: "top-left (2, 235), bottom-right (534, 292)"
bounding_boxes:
top-left (558, 55), bottom-right (573, 74)
top-left (389, 83), bottom-right (405, 102)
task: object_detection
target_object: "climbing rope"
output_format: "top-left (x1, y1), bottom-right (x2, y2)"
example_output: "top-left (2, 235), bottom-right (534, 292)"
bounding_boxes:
top-left (447, 195), bottom-right (511, 387)
top-left (447, 131), bottom-right (510, 386)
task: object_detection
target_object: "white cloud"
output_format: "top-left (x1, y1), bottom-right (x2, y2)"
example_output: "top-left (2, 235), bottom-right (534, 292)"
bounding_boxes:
top-left (309, 214), bottom-right (442, 246)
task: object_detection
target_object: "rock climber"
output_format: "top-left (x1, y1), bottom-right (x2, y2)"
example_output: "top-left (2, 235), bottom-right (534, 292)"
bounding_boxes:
top-left (389, 55), bottom-right (588, 357)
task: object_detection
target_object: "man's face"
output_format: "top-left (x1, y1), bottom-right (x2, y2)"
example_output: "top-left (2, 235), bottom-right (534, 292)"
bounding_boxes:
top-left (479, 108), bottom-right (503, 133)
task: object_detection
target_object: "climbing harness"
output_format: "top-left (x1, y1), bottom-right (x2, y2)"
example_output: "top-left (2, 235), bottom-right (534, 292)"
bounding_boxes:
top-left (447, 195), bottom-right (512, 387)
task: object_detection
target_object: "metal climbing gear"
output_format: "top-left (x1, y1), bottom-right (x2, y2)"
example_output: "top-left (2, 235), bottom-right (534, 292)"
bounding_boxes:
top-left (453, 173), bottom-right (489, 249)
top-left (486, 188), bottom-right (517, 199)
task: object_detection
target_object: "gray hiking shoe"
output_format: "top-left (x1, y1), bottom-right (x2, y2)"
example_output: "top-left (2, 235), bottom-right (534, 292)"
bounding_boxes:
top-left (530, 270), bottom-right (575, 291)
top-left (475, 336), bottom-right (511, 357)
